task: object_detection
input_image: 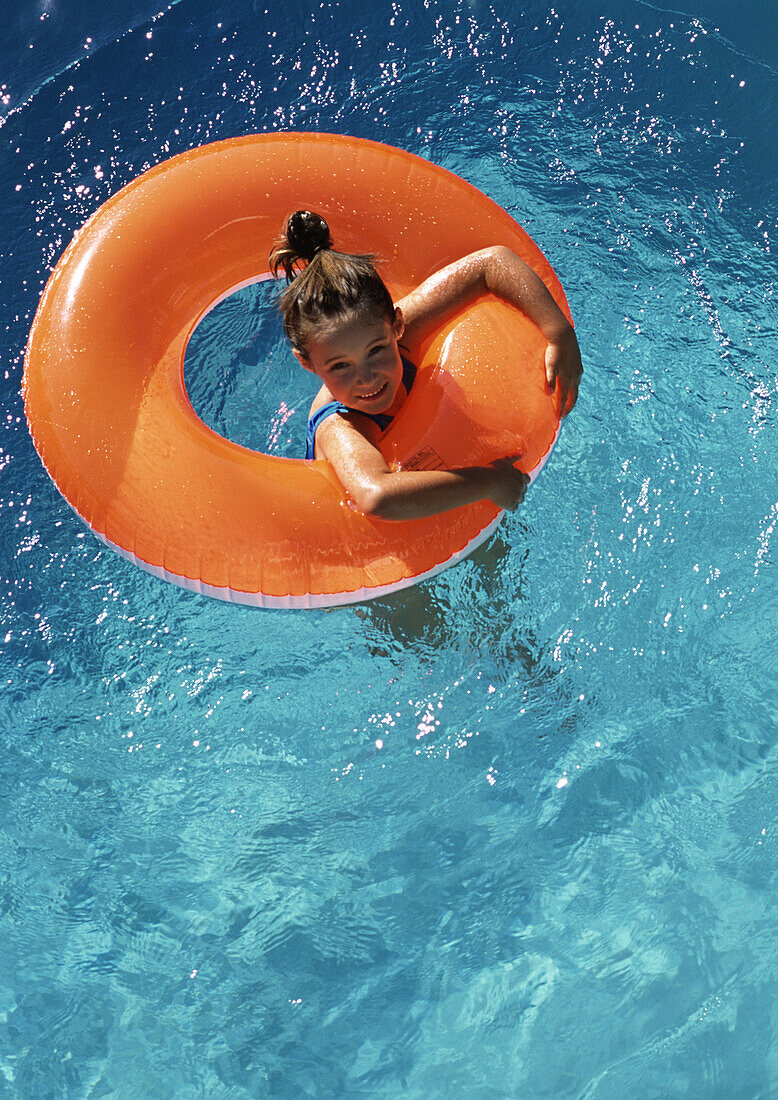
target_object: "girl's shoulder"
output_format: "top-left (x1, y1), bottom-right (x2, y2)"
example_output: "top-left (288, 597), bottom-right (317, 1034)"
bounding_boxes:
top-left (306, 387), bottom-right (382, 448)
top-left (308, 383), bottom-right (338, 417)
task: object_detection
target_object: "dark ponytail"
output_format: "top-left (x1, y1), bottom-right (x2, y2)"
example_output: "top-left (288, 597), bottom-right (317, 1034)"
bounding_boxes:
top-left (269, 210), bottom-right (395, 357)
top-left (269, 210), bottom-right (332, 283)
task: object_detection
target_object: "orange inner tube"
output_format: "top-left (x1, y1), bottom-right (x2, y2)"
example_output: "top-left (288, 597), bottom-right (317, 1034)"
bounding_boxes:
top-left (23, 132), bottom-right (570, 608)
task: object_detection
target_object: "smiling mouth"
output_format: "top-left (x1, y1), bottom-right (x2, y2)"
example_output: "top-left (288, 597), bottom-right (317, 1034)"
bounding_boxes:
top-left (358, 381), bottom-right (388, 401)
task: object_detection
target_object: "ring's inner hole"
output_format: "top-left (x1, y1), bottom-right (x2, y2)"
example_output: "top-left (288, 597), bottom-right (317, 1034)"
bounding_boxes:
top-left (184, 278), bottom-right (316, 458)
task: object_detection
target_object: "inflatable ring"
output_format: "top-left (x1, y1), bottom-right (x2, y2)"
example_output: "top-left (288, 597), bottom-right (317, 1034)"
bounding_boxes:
top-left (24, 133), bottom-right (569, 608)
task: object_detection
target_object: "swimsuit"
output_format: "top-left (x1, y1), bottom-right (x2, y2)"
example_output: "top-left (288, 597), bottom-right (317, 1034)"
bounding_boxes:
top-left (304, 356), bottom-right (417, 460)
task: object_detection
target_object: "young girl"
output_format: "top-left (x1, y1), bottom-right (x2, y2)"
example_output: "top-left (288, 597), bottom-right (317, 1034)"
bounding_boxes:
top-left (270, 209), bottom-right (582, 521)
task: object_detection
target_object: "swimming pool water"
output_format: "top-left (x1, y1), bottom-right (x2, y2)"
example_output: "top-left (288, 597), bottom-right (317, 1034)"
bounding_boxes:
top-left (2, 0), bottom-right (777, 1095)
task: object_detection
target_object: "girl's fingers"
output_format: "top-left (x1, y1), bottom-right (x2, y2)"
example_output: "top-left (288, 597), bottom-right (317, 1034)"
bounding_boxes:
top-left (558, 378), bottom-right (570, 416)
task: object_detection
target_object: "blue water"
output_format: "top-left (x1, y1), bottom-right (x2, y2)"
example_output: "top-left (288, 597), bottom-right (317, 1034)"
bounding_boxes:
top-left (2, 0), bottom-right (777, 1095)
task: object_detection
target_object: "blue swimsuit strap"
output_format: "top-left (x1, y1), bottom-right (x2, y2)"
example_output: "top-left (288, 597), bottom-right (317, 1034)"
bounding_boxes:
top-left (304, 357), bottom-right (417, 460)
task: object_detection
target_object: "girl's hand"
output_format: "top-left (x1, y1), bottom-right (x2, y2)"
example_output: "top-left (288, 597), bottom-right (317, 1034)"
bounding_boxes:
top-left (486, 455), bottom-right (529, 512)
top-left (545, 326), bottom-right (583, 417)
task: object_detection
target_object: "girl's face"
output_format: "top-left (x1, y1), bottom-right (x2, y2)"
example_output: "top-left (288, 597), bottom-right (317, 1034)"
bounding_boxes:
top-left (296, 308), bottom-right (405, 415)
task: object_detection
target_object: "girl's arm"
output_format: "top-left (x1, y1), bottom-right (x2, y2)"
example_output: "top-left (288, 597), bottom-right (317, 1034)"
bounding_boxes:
top-left (397, 246), bottom-right (582, 416)
top-left (316, 411), bottom-right (528, 521)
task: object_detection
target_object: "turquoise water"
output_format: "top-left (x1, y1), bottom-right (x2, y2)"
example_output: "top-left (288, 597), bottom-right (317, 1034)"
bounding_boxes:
top-left (2, 0), bottom-right (777, 1095)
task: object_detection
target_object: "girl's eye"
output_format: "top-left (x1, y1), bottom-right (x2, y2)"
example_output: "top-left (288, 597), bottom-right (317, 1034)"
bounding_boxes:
top-left (369, 344), bottom-right (386, 356)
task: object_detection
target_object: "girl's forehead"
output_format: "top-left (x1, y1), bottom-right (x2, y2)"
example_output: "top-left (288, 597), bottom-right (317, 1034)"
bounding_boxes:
top-left (314, 311), bottom-right (392, 352)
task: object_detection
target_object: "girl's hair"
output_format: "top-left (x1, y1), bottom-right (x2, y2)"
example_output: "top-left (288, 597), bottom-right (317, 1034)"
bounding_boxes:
top-left (269, 210), bottom-right (395, 356)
